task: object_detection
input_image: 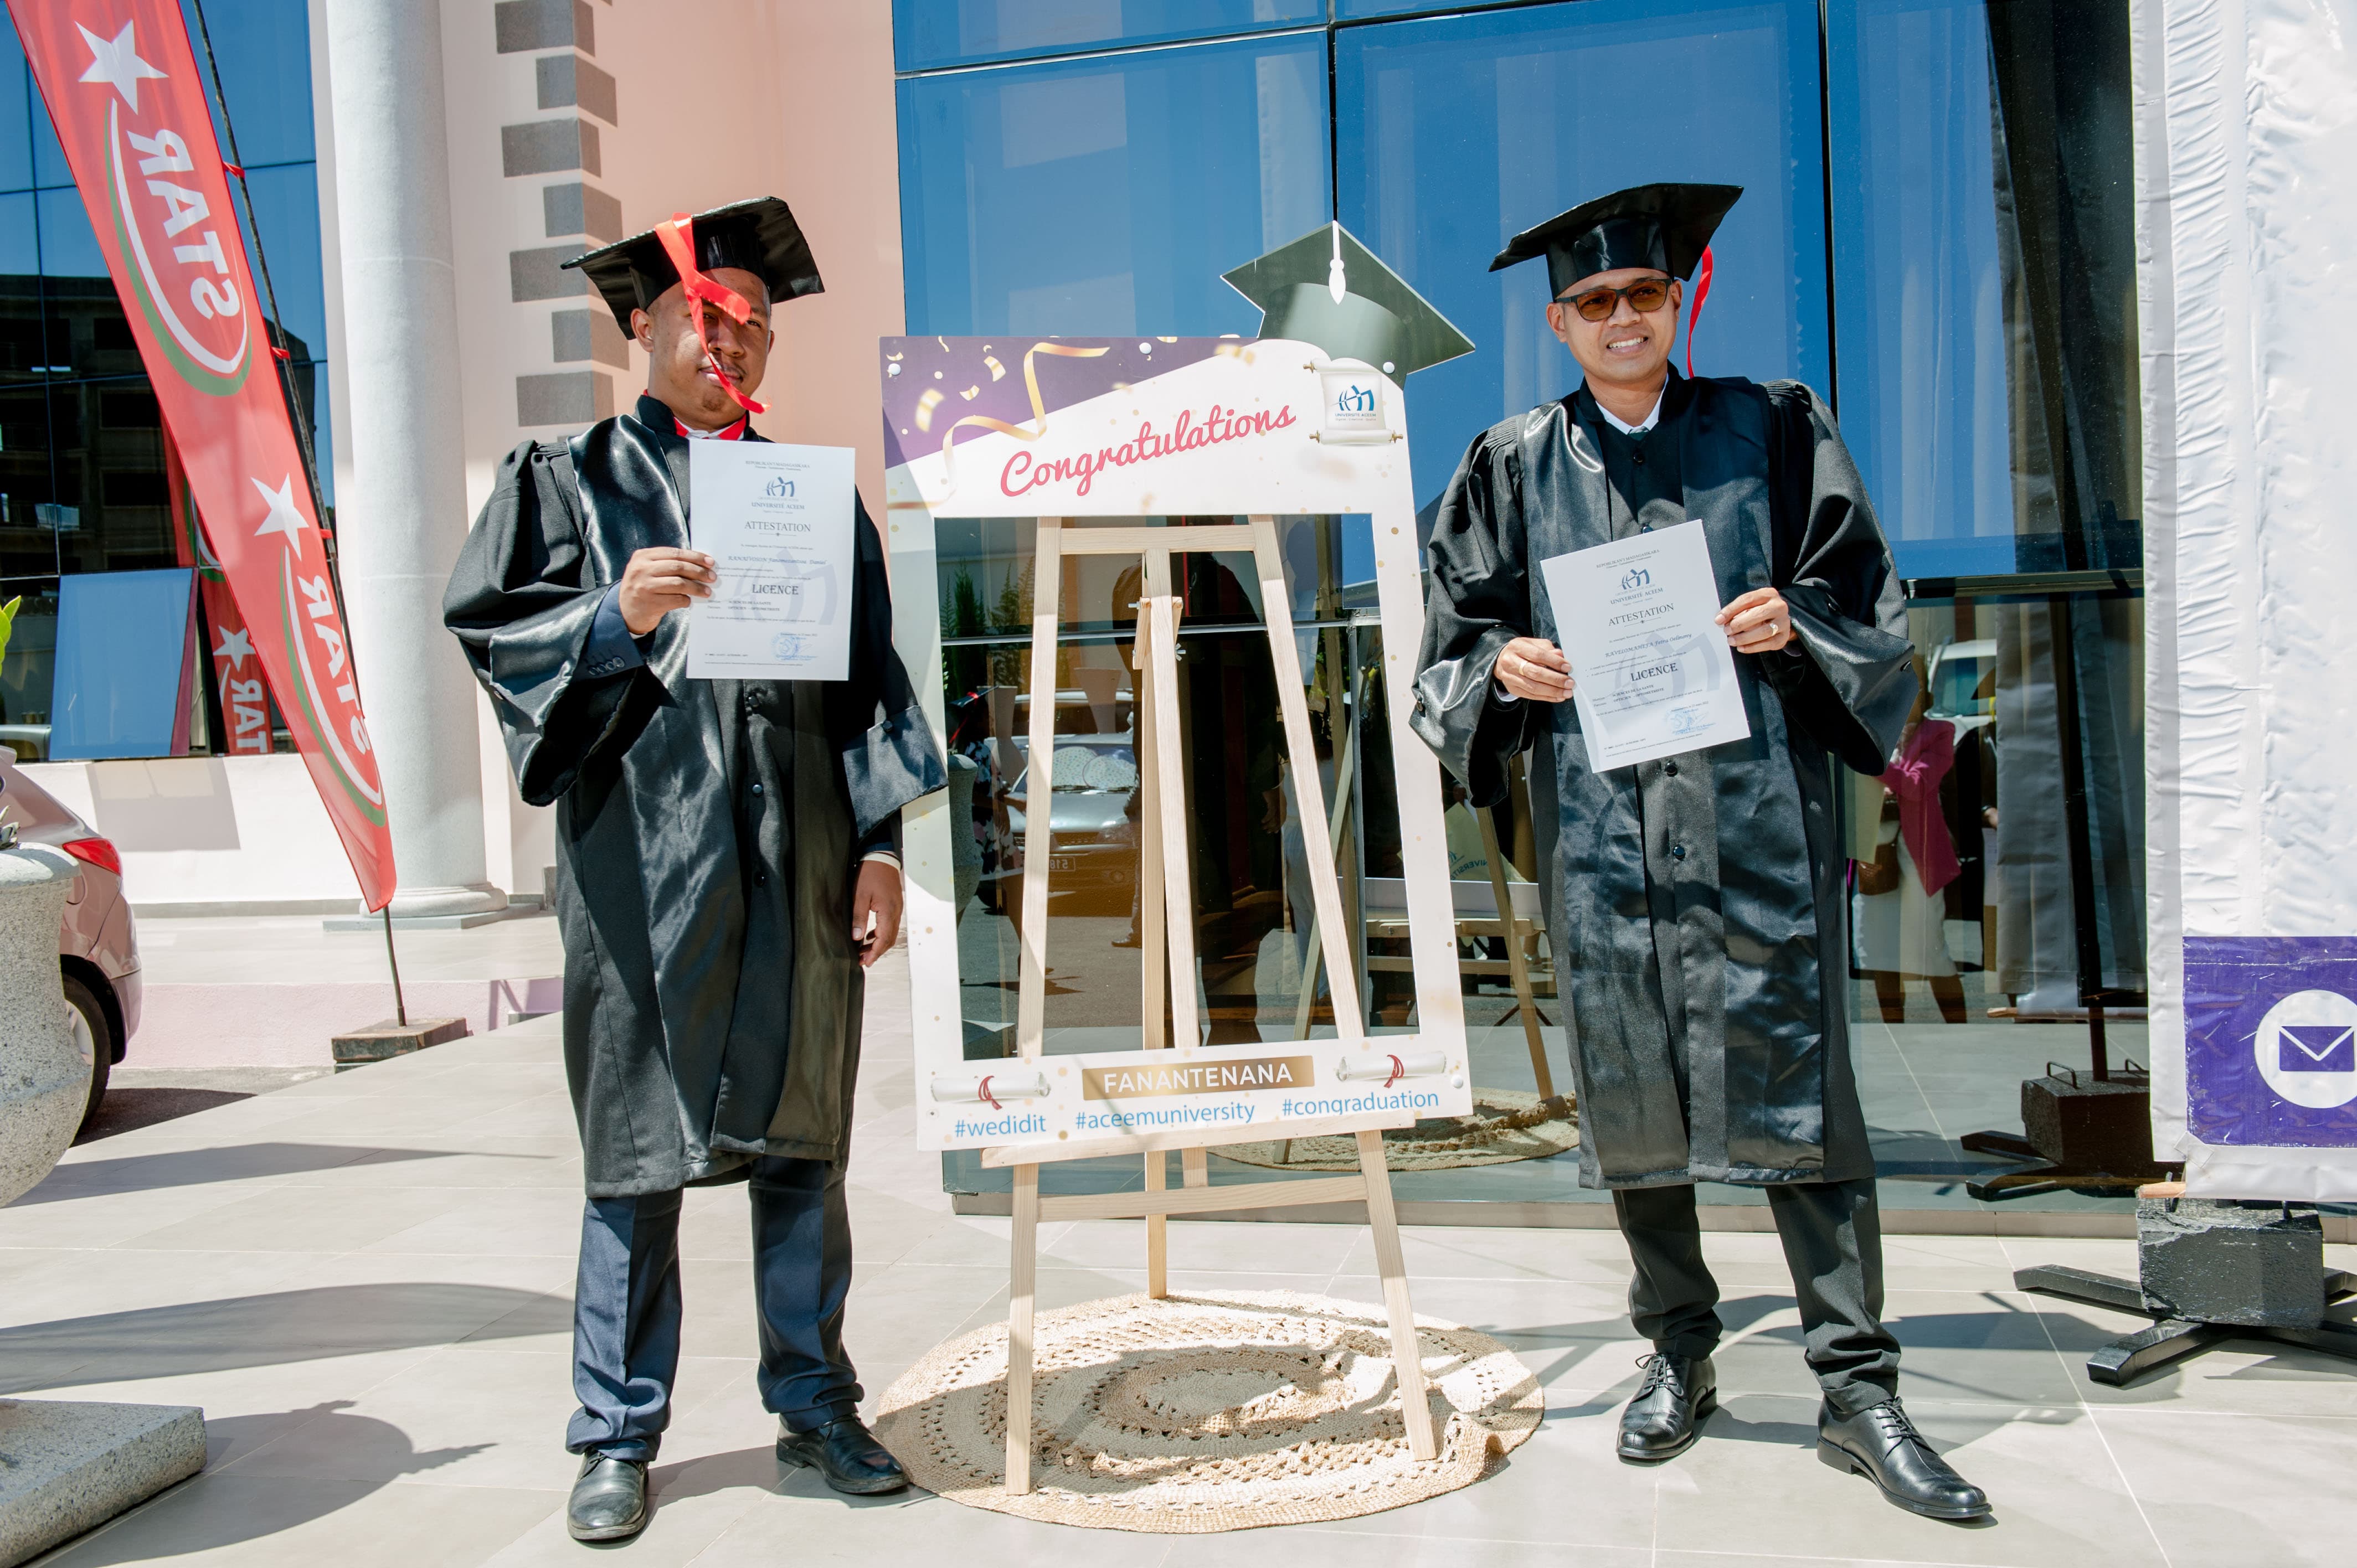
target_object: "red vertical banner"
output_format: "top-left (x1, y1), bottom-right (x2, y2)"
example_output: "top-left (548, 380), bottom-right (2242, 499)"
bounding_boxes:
top-left (164, 430), bottom-right (276, 756)
top-left (12, 1), bottom-right (395, 908)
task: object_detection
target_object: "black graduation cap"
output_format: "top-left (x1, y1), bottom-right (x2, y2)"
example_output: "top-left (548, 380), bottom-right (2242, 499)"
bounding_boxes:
top-left (563, 197), bottom-right (824, 333)
top-left (1490, 183), bottom-right (1742, 300)
top-left (1222, 223), bottom-right (1473, 379)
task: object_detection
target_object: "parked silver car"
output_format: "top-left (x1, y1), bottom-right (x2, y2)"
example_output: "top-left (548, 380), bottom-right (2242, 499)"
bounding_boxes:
top-left (0, 760), bottom-right (143, 1128)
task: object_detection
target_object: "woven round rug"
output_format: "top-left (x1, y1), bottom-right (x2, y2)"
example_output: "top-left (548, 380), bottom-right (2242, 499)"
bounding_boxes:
top-left (1210, 1089), bottom-right (1578, 1173)
top-left (873, 1289), bottom-right (1542, 1533)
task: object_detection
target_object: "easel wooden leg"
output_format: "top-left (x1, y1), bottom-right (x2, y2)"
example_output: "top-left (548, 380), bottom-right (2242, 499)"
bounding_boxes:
top-left (1135, 613), bottom-right (1171, 1293)
top-left (1013, 522), bottom-right (1066, 1061)
top-left (1143, 548), bottom-right (1200, 1053)
top-left (1356, 1129), bottom-right (1438, 1461)
top-left (1248, 520), bottom-right (1368, 1043)
top-left (1006, 1160), bottom-right (1040, 1493)
top-left (1291, 661), bottom-right (1365, 1043)
top-left (1144, 1147), bottom-right (1168, 1297)
top-left (1476, 810), bottom-right (1554, 1101)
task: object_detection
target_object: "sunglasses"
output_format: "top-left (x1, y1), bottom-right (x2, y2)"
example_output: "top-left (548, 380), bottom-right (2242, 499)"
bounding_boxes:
top-left (1560, 276), bottom-right (1675, 322)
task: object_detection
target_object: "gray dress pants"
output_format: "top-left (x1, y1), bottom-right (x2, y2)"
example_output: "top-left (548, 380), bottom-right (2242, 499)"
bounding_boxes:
top-left (1611, 1177), bottom-right (1901, 1416)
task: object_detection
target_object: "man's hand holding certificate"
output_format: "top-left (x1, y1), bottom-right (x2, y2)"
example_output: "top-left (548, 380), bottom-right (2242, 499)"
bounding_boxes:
top-left (1531, 520), bottom-right (1761, 770)
top-left (686, 441), bottom-right (857, 681)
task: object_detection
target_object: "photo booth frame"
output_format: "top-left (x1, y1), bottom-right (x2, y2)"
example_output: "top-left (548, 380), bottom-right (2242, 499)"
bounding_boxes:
top-left (882, 335), bottom-right (1471, 1489)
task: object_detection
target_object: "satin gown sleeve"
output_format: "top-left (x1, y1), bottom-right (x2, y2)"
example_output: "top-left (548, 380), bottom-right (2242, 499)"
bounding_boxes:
top-left (1757, 381), bottom-right (1917, 776)
top-left (442, 439), bottom-right (646, 806)
top-left (1411, 426), bottom-right (1550, 808)
top-left (836, 490), bottom-right (948, 840)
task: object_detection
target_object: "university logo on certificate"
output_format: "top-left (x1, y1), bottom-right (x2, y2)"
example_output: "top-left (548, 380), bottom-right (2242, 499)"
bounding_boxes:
top-left (686, 441), bottom-right (857, 681)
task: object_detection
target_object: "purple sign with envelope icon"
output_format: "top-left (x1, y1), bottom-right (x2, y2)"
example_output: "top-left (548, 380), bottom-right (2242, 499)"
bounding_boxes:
top-left (2186, 936), bottom-right (2357, 1146)
top-left (2281, 1024), bottom-right (2356, 1074)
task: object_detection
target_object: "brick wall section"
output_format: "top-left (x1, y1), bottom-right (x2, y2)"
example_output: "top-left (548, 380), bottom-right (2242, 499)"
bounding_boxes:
top-left (496, 0), bottom-right (621, 429)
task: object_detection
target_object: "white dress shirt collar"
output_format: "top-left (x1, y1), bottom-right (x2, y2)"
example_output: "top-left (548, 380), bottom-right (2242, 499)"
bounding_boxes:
top-left (1596, 385), bottom-right (1665, 436)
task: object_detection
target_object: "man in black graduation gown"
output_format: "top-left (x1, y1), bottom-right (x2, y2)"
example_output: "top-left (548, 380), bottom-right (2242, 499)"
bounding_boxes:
top-left (443, 198), bottom-right (944, 1543)
top-left (1412, 184), bottom-right (1990, 1520)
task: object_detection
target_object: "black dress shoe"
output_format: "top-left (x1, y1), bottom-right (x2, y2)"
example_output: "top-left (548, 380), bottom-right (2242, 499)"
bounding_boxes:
top-left (1817, 1398), bottom-right (1992, 1521)
top-left (1617, 1352), bottom-right (1717, 1462)
top-left (567, 1452), bottom-right (650, 1542)
top-left (776, 1414), bottom-right (909, 1495)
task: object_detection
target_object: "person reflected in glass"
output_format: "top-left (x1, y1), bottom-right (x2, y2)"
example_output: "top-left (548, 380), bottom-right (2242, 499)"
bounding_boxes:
top-left (1854, 665), bottom-right (1969, 1024)
top-left (1414, 184), bottom-right (1989, 1520)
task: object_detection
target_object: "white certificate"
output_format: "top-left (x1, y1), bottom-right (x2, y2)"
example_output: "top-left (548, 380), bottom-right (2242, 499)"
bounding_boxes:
top-left (686, 440), bottom-right (856, 681)
top-left (1536, 519), bottom-right (1752, 770)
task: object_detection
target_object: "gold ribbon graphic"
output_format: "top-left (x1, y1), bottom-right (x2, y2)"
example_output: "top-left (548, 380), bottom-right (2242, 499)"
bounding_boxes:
top-left (891, 341), bottom-right (1110, 509)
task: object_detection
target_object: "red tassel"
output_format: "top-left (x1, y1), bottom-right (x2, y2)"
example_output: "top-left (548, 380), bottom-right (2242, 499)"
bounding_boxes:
top-left (1685, 245), bottom-right (1715, 379)
top-left (270, 345), bottom-right (291, 362)
top-left (653, 214), bottom-right (769, 416)
top-left (223, 162), bottom-right (243, 178)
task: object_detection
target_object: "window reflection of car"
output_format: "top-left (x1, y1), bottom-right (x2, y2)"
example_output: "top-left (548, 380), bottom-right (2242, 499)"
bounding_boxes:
top-left (1005, 736), bottom-right (1139, 894)
top-left (1926, 638), bottom-right (1995, 738)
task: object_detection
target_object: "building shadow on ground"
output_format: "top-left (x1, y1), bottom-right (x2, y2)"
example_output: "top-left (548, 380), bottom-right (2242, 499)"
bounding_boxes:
top-left (12, 1141), bottom-right (546, 1204)
top-left (0, 1283), bottom-right (562, 1395)
top-left (45, 1402), bottom-right (493, 1566)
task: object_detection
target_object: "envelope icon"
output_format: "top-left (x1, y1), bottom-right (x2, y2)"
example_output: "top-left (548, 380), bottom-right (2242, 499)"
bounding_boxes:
top-left (2279, 1024), bottom-right (2355, 1072)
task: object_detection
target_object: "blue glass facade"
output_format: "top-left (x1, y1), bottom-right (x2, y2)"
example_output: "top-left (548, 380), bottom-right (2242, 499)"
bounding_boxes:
top-left (1334, 0), bottom-right (1828, 531)
top-left (891, 0), bottom-right (1324, 71)
top-left (894, 0), bottom-right (2140, 585)
top-left (897, 32), bottom-right (1332, 339)
top-left (898, 2), bottom-right (2153, 1214)
top-left (0, 0), bottom-right (326, 749)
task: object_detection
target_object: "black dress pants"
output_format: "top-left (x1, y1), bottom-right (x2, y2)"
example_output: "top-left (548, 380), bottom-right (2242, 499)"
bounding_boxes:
top-left (566, 1155), bottom-right (858, 1460)
top-left (1610, 1177), bottom-right (1900, 1416)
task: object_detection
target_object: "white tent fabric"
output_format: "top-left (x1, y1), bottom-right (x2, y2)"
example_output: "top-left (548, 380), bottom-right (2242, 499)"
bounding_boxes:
top-left (2143, 0), bottom-right (2357, 1199)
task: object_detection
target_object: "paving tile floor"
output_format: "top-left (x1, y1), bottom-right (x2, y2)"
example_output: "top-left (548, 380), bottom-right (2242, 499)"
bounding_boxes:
top-left (3, 947), bottom-right (2354, 1566)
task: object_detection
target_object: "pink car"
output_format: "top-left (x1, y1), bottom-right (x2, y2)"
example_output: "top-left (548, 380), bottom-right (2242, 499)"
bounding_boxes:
top-left (0, 760), bottom-right (144, 1128)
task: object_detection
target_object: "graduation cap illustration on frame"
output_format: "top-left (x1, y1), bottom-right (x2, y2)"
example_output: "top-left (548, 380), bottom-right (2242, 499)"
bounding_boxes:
top-left (1222, 223), bottom-right (1474, 380)
top-left (563, 196), bottom-right (825, 335)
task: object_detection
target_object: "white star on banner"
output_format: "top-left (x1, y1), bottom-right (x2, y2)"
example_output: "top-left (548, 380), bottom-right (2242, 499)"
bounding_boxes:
top-left (77, 22), bottom-right (167, 113)
top-left (213, 627), bottom-right (254, 670)
top-left (251, 473), bottom-right (305, 558)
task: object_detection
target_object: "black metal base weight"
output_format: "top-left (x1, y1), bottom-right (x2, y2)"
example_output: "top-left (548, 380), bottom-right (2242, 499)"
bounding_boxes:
top-left (2016, 1264), bottom-right (2357, 1385)
top-left (1958, 1132), bottom-right (2170, 1201)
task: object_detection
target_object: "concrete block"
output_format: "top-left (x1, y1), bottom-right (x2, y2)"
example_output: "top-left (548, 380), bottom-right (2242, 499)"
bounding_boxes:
top-left (0, 1399), bottom-right (205, 1567)
top-left (494, 0), bottom-right (592, 55)
top-left (331, 1015), bottom-right (469, 1066)
top-left (2021, 1068), bottom-right (2158, 1170)
top-left (501, 118), bottom-right (599, 179)
top-left (543, 180), bottom-right (622, 241)
top-left (537, 53), bottom-right (617, 123)
top-left (514, 370), bottom-right (613, 428)
top-left (510, 244), bottom-right (593, 303)
top-left (2138, 1196), bottom-right (2327, 1327)
top-left (551, 308), bottom-right (630, 370)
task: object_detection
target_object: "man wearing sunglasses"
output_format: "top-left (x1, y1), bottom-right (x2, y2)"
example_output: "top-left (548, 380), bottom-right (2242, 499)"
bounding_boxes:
top-left (1412, 183), bottom-right (1988, 1521)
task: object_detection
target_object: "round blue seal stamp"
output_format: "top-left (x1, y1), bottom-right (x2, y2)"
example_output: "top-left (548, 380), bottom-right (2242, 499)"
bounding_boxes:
top-left (771, 631), bottom-right (810, 662)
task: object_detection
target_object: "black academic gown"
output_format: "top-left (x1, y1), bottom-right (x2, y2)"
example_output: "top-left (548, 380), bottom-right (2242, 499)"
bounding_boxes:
top-left (444, 395), bottom-right (945, 1198)
top-left (1413, 372), bottom-right (1914, 1189)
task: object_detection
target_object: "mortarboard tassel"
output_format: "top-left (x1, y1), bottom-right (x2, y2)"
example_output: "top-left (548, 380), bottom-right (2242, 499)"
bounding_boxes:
top-left (653, 213), bottom-right (769, 416)
top-left (1684, 245), bottom-right (1715, 380)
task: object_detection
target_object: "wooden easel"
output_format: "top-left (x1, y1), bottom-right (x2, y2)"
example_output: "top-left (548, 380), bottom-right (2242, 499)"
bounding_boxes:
top-left (998, 516), bottom-right (1439, 1495)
